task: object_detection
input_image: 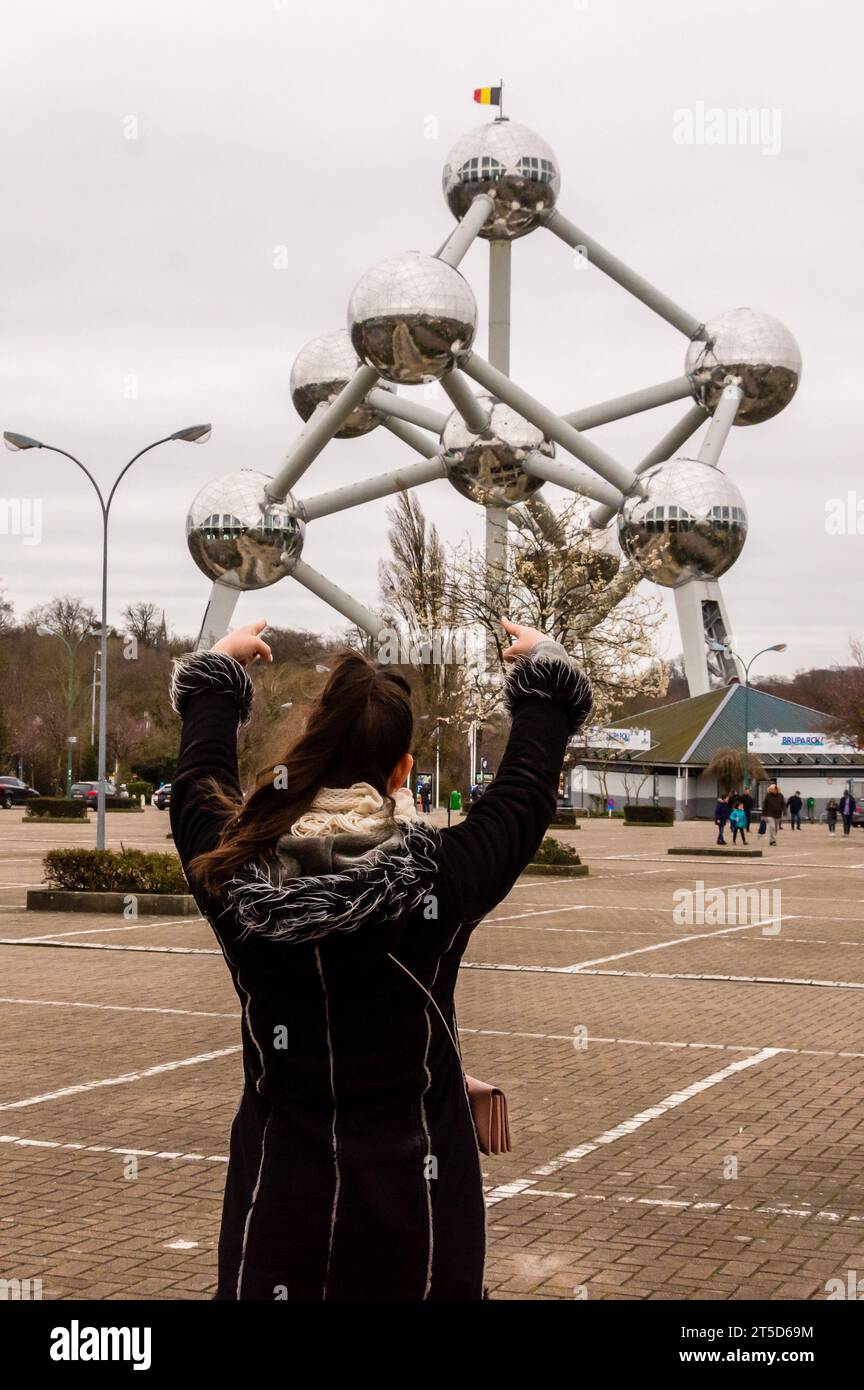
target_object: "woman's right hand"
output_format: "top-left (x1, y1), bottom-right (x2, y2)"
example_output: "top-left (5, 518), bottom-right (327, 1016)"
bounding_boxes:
top-left (500, 616), bottom-right (549, 662)
top-left (212, 619), bottom-right (273, 666)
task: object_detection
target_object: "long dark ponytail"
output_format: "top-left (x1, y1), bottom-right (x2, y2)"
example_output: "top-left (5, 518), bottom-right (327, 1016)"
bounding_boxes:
top-left (189, 650), bottom-right (413, 893)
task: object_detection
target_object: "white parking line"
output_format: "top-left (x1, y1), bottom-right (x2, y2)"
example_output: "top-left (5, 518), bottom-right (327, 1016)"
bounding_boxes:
top-left (12, 916), bottom-right (203, 942)
top-left (462, 961), bottom-right (864, 989)
top-left (0, 1134), bottom-right (229, 1164)
top-left (487, 906), bottom-right (589, 925)
top-left (511, 1188), bottom-right (861, 1225)
top-left (567, 915), bottom-right (794, 971)
top-left (0, 999), bottom-right (861, 1060)
top-left (459, 1027), bottom-right (864, 1059)
top-left (485, 1047), bottom-right (781, 1205)
top-left (0, 1046), bottom-right (241, 1111)
top-left (0, 938), bottom-right (218, 955)
top-left (0, 995), bottom-right (237, 1020)
top-left (574, 968), bottom-right (864, 990)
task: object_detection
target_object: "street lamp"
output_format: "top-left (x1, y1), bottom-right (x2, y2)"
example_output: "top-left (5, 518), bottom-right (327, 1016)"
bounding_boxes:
top-left (418, 715), bottom-right (451, 811)
top-left (5, 425), bottom-right (211, 847)
top-left (710, 640), bottom-right (787, 789)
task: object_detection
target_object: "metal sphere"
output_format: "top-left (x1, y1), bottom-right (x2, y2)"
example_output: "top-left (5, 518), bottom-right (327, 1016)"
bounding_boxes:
top-left (186, 470), bottom-right (305, 591)
top-left (347, 251), bottom-right (477, 384)
top-left (442, 121), bottom-right (561, 240)
top-left (442, 396), bottom-right (551, 506)
top-left (685, 308), bottom-right (801, 425)
top-left (617, 457), bottom-right (748, 588)
top-left (289, 329), bottom-right (393, 438)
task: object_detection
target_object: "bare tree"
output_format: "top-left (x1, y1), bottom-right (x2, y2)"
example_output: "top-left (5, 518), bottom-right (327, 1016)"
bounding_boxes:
top-left (0, 586), bottom-right (13, 635)
top-left (123, 602), bottom-right (161, 647)
top-left (447, 497), bottom-right (668, 721)
top-left (26, 594), bottom-right (97, 642)
top-left (622, 768), bottom-right (653, 805)
top-left (378, 493), bottom-right (465, 702)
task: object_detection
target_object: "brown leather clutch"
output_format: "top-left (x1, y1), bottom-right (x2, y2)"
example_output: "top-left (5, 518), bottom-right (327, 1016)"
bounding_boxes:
top-left (466, 1075), bottom-right (511, 1155)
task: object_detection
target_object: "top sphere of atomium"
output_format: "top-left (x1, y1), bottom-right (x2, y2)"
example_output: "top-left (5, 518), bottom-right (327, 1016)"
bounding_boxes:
top-left (686, 308), bottom-right (801, 425)
top-left (186, 469), bottom-right (305, 591)
top-left (442, 121), bottom-right (561, 240)
top-left (442, 396), bottom-right (552, 506)
top-left (290, 330), bottom-right (394, 438)
top-left (617, 456), bottom-right (748, 588)
top-left (347, 251), bottom-right (477, 384)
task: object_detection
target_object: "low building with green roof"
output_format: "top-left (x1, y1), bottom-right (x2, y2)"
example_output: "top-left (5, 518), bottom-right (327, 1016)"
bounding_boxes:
top-left (565, 684), bottom-right (864, 820)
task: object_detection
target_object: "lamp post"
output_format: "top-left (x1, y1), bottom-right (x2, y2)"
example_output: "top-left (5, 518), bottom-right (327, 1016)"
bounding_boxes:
top-left (432, 716), bottom-right (451, 812)
top-left (710, 640), bottom-right (787, 789)
top-left (418, 714), bottom-right (451, 812)
top-left (5, 425), bottom-right (211, 847)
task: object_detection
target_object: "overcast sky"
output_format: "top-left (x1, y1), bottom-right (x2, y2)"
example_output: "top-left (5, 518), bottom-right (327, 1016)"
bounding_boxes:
top-left (2, 0), bottom-right (860, 677)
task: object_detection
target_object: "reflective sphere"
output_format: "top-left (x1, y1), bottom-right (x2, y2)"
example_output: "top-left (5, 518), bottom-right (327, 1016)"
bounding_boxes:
top-left (685, 308), bottom-right (801, 425)
top-left (348, 251), bottom-right (477, 384)
top-left (442, 121), bottom-right (560, 239)
top-left (289, 330), bottom-right (393, 437)
top-left (186, 470), bottom-right (305, 590)
top-left (442, 396), bottom-right (551, 505)
top-left (617, 457), bottom-right (748, 588)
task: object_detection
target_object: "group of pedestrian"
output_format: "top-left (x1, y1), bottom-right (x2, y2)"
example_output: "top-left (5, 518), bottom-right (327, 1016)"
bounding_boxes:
top-left (827, 789), bottom-right (857, 836)
top-left (713, 788), bottom-right (754, 845)
top-left (714, 785), bottom-right (858, 845)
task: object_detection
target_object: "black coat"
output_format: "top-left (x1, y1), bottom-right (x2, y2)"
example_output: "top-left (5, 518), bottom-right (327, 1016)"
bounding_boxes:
top-left (169, 643), bottom-right (591, 1301)
top-left (761, 791), bottom-right (786, 818)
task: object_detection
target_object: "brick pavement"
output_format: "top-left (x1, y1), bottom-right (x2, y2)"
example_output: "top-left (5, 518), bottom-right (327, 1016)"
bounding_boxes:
top-left (1, 805), bottom-right (863, 1300)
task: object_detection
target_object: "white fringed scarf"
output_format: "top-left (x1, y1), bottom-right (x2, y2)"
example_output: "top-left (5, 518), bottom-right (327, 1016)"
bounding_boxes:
top-left (289, 781), bottom-right (417, 838)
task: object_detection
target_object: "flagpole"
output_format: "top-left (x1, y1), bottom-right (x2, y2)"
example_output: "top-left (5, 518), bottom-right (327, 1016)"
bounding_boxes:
top-left (498, 78), bottom-right (505, 121)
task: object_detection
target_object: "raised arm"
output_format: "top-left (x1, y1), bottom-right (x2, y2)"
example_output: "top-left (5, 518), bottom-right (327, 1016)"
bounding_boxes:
top-left (168, 650), bottom-right (254, 871)
top-left (168, 621), bottom-right (271, 872)
top-left (438, 627), bottom-right (592, 925)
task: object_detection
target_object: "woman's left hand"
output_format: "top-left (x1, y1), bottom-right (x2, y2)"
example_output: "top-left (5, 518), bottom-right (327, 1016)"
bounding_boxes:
top-left (212, 619), bottom-right (273, 666)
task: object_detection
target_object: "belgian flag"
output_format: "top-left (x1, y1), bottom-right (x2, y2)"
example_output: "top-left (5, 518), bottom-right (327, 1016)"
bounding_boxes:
top-left (473, 86), bottom-right (502, 107)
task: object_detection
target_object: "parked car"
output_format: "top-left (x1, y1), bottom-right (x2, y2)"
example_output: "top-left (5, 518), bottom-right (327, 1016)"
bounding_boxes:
top-left (0, 775), bottom-right (40, 808)
top-left (153, 784), bottom-right (172, 810)
top-left (70, 781), bottom-right (117, 806)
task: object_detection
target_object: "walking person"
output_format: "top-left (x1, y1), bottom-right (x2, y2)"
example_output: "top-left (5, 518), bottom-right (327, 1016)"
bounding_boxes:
top-left (169, 616), bottom-right (591, 1301)
top-left (761, 783), bottom-right (786, 846)
top-left (826, 797), bottom-right (839, 834)
top-left (729, 801), bottom-right (748, 846)
top-left (839, 787), bottom-right (857, 836)
top-left (788, 790), bottom-right (803, 830)
top-left (714, 792), bottom-right (731, 846)
top-left (739, 788), bottom-right (754, 828)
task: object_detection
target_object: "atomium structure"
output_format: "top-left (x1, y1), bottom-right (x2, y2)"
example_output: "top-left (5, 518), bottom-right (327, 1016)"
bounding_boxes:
top-left (188, 114), bottom-right (801, 697)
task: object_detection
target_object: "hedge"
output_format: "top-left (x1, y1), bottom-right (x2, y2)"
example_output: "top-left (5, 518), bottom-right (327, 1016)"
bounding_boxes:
top-left (125, 780), bottom-right (154, 799)
top-left (531, 836), bottom-right (582, 866)
top-left (623, 804), bottom-right (674, 825)
top-left (104, 796), bottom-right (143, 812)
top-left (42, 848), bottom-right (188, 893)
top-left (25, 798), bottom-right (88, 820)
